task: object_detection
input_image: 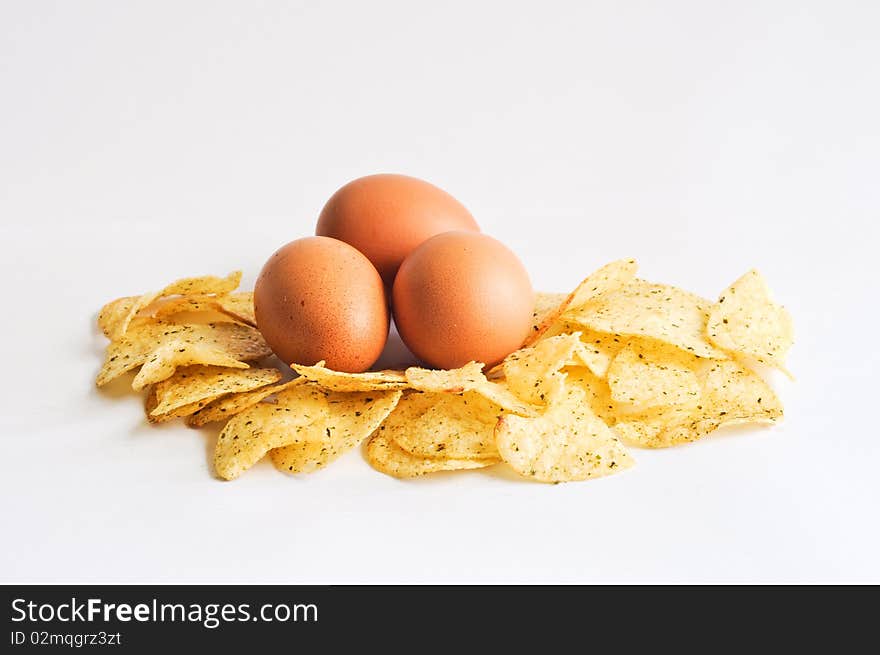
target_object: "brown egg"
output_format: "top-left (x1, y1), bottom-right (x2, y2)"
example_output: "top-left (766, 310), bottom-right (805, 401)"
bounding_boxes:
top-left (254, 236), bottom-right (389, 372)
top-left (316, 174), bottom-right (480, 285)
top-left (392, 231), bottom-right (533, 369)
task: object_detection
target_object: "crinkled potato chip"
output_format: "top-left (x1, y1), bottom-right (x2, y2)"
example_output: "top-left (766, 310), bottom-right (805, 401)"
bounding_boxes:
top-left (149, 365), bottom-right (282, 418)
top-left (614, 359), bottom-right (782, 448)
top-left (366, 430), bottom-right (498, 479)
top-left (214, 384), bottom-right (401, 480)
top-left (186, 378), bottom-right (303, 427)
top-left (291, 361), bottom-right (409, 392)
top-left (502, 333), bottom-right (584, 404)
top-left (96, 321), bottom-right (270, 389)
top-left (114, 271), bottom-right (242, 338)
top-left (384, 391), bottom-right (503, 459)
top-left (566, 279), bottom-right (727, 359)
top-left (269, 389), bottom-right (402, 476)
top-left (525, 259), bottom-right (638, 346)
top-left (707, 269), bottom-right (794, 371)
top-left (607, 344), bottom-right (701, 413)
top-left (495, 384), bottom-right (633, 483)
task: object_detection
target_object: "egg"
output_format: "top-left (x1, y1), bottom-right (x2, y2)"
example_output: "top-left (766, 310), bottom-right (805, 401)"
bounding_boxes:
top-left (392, 231), bottom-right (533, 369)
top-left (254, 236), bottom-right (389, 372)
top-left (315, 174), bottom-right (480, 285)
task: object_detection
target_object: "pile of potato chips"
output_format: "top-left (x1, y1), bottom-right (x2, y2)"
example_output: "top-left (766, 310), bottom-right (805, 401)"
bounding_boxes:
top-left (95, 259), bottom-right (792, 483)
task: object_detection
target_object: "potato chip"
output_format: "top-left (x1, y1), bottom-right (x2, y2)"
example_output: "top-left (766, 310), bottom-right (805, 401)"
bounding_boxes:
top-left (707, 269), bottom-right (794, 371)
top-left (614, 359), bottom-right (782, 448)
top-left (606, 344), bottom-right (701, 413)
top-left (365, 430), bottom-right (498, 478)
top-left (97, 296), bottom-right (137, 337)
top-left (149, 365), bottom-right (282, 418)
top-left (474, 380), bottom-right (541, 417)
top-left (502, 333), bottom-right (583, 404)
top-left (566, 279), bottom-right (727, 359)
top-left (114, 271), bottom-right (242, 338)
top-left (134, 342), bottom-right (249, 391)
top-left (96, 321), bottom-right (270, 389)
top-left (612, 406), bottom-right (693, 448)
top-left (269, 389), bottom-right (402, 476)
top-left (405, 362), bottom-right (539, 417)
top-left (405, 361), bottom-right (485, 393)
top-left (150, 295), bottom-right (226, 319)
top-left (524, 259), bottom-right (638, 345)
top-left (291, 361), bottom-right (409, 392)
top-left (563, 366), bottom-right (617, 424)
top-left (214, 384), bottom-right (401, 480)
top-left (186, 378), bottom-right (303, 427)
top-left (144, 384), bottom-right (208, 423)
top-left (150, 291), bottom-right (257, 327)
top-left (383, 391), bottom-right (503, 459)
top-left (530, 292), bottom-right (568, 335)
top-left (215, 292), bottom-right (256, 326)
top-left (543, 325), bottom-right (624, 378)
top-left (495, 383), bottom-right (633, 483)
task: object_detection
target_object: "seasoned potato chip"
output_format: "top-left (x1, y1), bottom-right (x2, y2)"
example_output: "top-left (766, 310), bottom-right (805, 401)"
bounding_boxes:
top-left (96, 321), bottom-right (270, 389)
top-left (612, 406), bottom-right (694, 448)
top-left (269, 389), bottom-right (402, 476)
top-left (150, 295), bottom-right (226, 319)
top-left (614, 359), bottom-right (782, 448)
top-left (474, 380), bottom-right (541, 417)
top-left (405, 362), bottom-right (539, 417)
top-left (525, 259), bottom-right (638, 345)
top-left (134, 342), bottom-right (248, 391)
top-left (149, 365), bottom-right (282, 418)
top-left (144, 384), bottom-right (207, 423)
top-left (215, 292), bottom-right (256, 326)
top-left (502, 333), bottom-right (584, 404)
top-left (186, 378), bottom-right (303, 427)
top-left (384, 391), bottom-right (503, 459)
top-left (563, 366), bottom-right (617, 424)
top-left (495, 384), bottom-right (633, 483)
top-left (214, 384), bottom-right (400, 480)
top-left (543, 325), bottom-right (624, 378)
top-left (606, 344), bottom-right (701, 413)
top-left (97, 296), bottom-right (137, 337)
top-left (115, 271), bottom-right (242, 338)
top-left (405, 361), bottom-right (485, 393)
top-left (291, 361), bottom-right (408, 392)
top-left (365, 430), bottom-right (498, 478)
top-left (530, 292), bottom-right (568, 335)
top-left (707, 269), bottom-right (794, 371)
top-left (150, 291), bottom-right (257, 327)
top-left (567, 279), bottom-right (727, 359)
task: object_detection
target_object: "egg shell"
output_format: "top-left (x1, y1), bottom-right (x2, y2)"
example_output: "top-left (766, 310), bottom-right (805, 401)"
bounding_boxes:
top-left (316, 174), bottom-right (479, 284)
top-left (254, 236), bottom-right (389, 373)
top-left (392, 231), bottom-right (533, 370)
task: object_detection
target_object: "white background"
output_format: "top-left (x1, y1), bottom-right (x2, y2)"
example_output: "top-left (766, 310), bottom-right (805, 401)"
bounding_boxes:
top-left (1, 1), bottom-right (877, 583)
